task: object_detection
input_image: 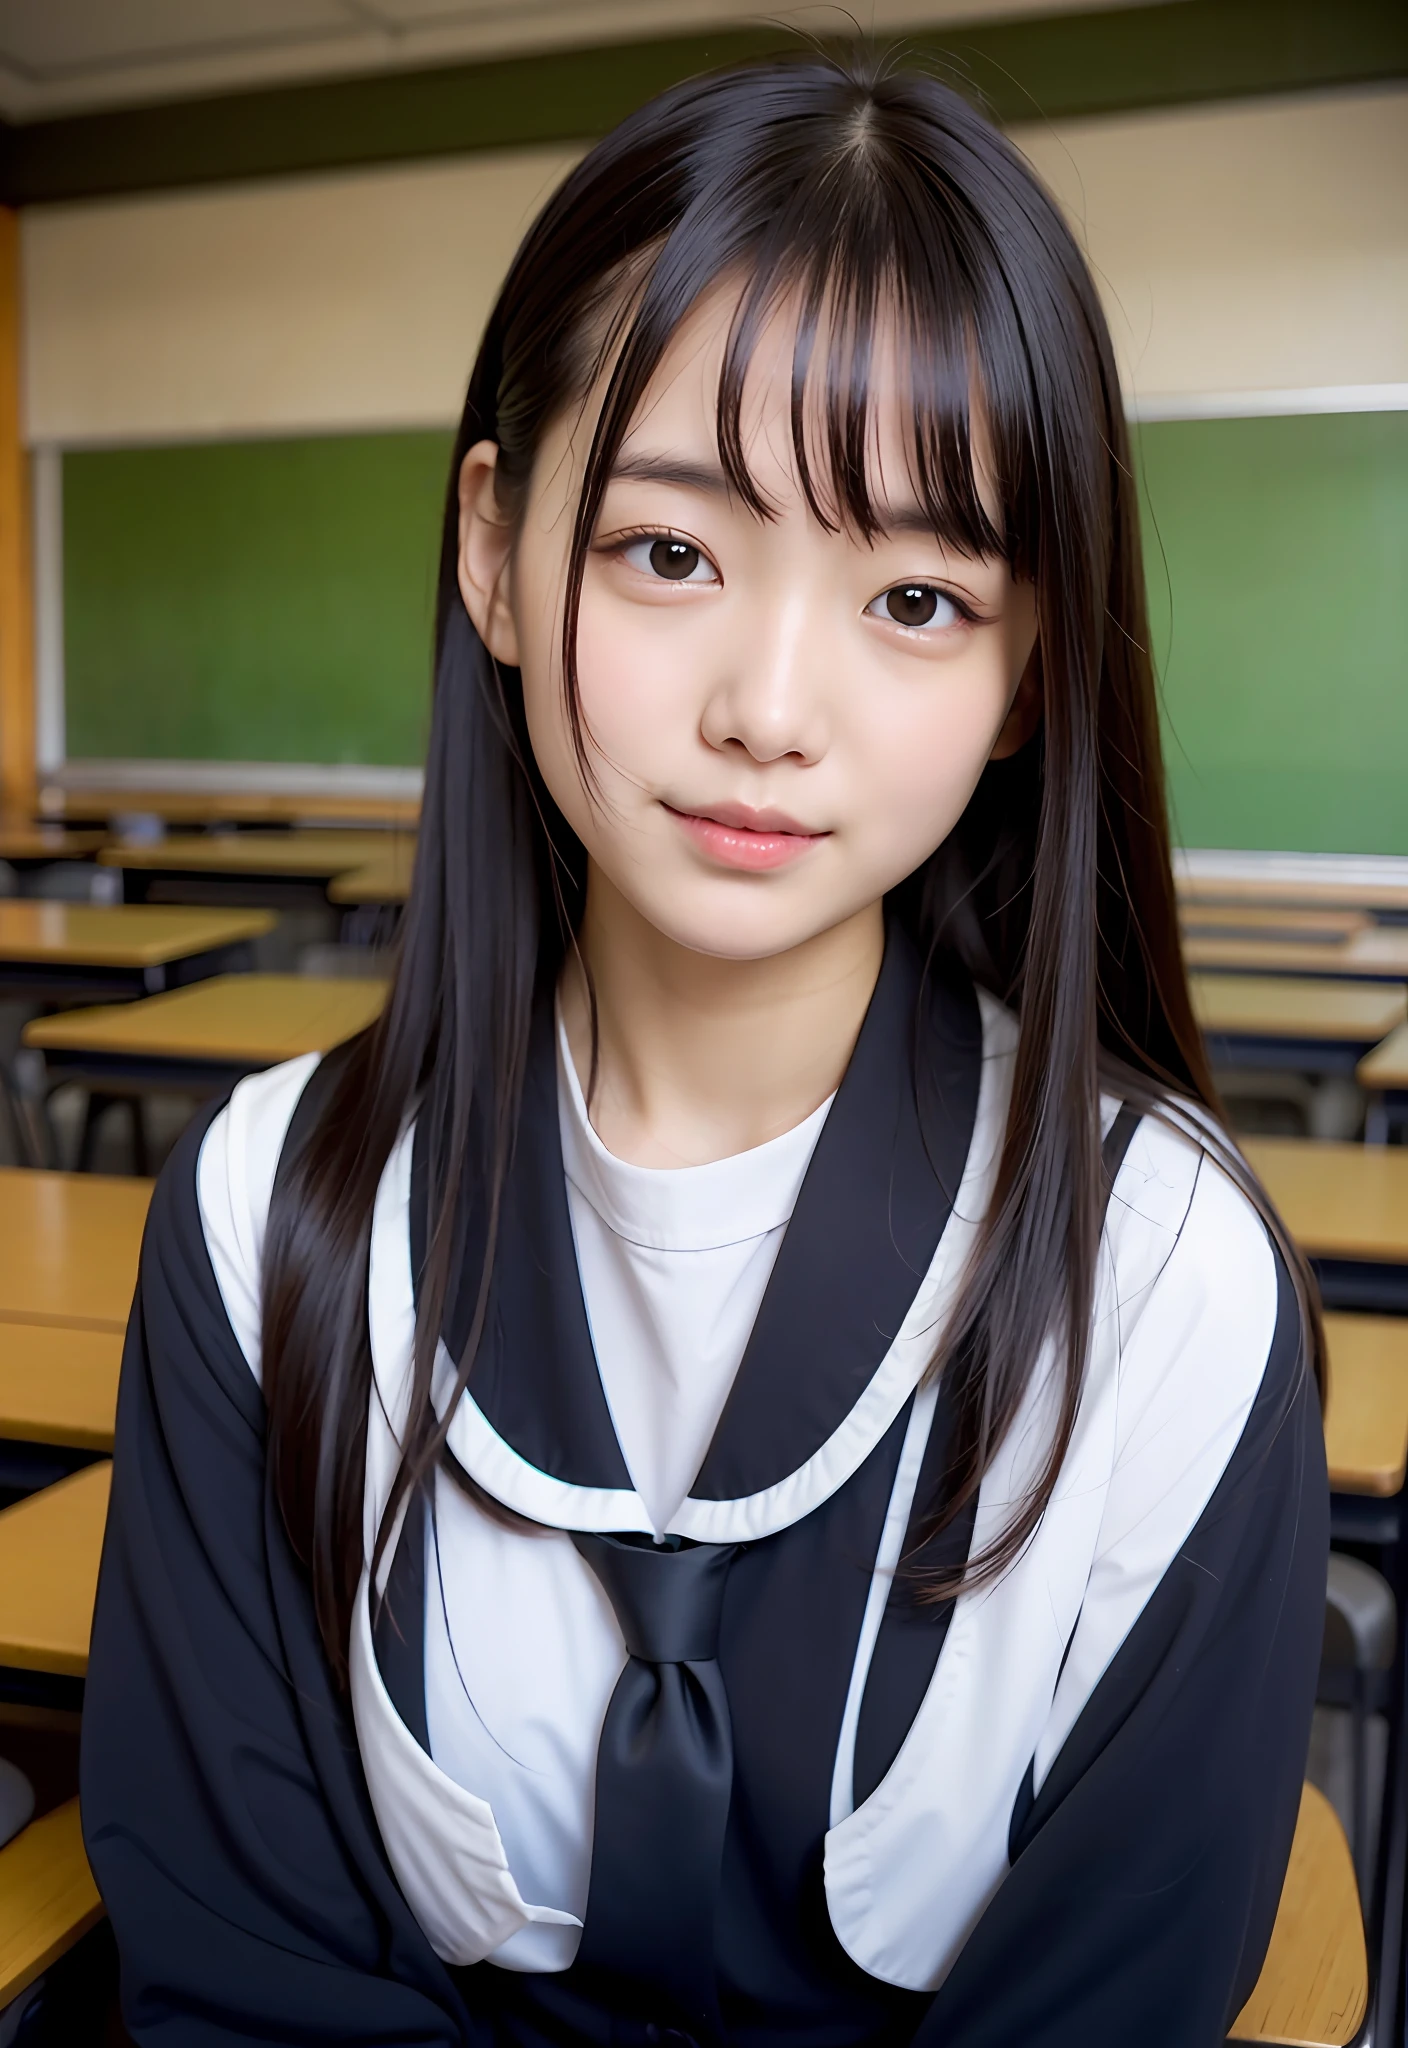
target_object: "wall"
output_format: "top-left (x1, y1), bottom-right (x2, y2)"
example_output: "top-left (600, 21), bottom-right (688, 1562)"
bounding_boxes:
top-left (22, 88), bottom-right (1407, 438)
top-left (21, 146), bottom-right (582, 443)
top-left (1016, 88), bottom-right (1407, 409)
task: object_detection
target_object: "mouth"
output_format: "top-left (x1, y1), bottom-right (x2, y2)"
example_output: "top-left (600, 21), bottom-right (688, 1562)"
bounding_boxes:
top-left (663, 801), bottom-right (828, 873)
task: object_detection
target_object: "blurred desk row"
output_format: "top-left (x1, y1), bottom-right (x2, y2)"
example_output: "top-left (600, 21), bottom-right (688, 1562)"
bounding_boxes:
top-left (3, 1138), bottom-right (1406, 1476)
top-left (1, 820), bottom-right (415, 918)
top-left (4, 897), bottom-right (1404, 1126)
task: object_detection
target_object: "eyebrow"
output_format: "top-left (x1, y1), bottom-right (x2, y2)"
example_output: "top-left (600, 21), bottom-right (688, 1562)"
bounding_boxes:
top-left (608, 452), bottom-right (733, 495)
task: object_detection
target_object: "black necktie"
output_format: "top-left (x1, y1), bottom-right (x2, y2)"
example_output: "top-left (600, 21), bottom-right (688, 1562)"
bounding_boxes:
top-left (571, 1531), bottom-right (740, 2035)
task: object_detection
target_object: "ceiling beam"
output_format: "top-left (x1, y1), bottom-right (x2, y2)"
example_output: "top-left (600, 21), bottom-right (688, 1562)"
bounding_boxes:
top-left (0, 0), bottom-right (1403, 207)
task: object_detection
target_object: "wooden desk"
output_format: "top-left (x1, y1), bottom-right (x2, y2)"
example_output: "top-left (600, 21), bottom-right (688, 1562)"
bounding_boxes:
top-left (1361, 1023), bottom-right (1408, 1093)
top-left (1245, 1137), bottom-right (1408, 1314)
top-left (1192, 975), bottom-right (1407, 1077)
top-left (327, 841), bottom-right (416, 906)
top-left (1177, 853), bottom-right (1408, 920)
top-left (1229, 1782), bottom-right (1366, 2045)
top-left (0, 824), bottom-right (107, 867)
top-left (1359, 1022), bottom-right (1408, 1144)
top-left (1322, 1313), bottom-right (1408, 1496)
top-left (0, 1170), bottom-right (151, 1333)
top-left (0, 1325), bottom-right (122, 1452)
top-left (102, 831), bottom-right (414, 911)
top-left (25, 973), bottom-right (387, 1099)
top-left (0, 1798), bottom-right (103, 2011)
top-left (1246, 1139), bottom-right (1408, 1265)
top-left (44, 786), bottom-right (419, 829)
top-left (1182, 877), bottom-right (1408, 915)
top-left (1186, 927), bottom-right (1408, 983)
top-left (0, 1463), bottom-right (110, 1677)
top-left (1181, 906), bottom-right (1369, 943)
top-left (101, 830), bottom-right (396, 879)
top-left (0, 902), bottom-right (272, 1001)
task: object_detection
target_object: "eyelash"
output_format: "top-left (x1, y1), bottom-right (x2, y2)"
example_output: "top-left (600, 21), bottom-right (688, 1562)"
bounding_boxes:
top-left (603, 527), bottom-right (980, 627)
top-left (865, 582), bottom-right (978, 633)
top-left (608, 527), bottom-right (719, 580)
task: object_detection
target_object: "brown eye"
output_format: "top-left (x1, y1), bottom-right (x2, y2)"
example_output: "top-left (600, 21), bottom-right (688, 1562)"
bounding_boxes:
top-left (649, 539), bottom-right (702, 580)
top-left (866, 583), bottom-right (960, 631)
top-left (619, 535), bottom-right (717, 585)
top-left (889, 585), bottom-right (937, 626)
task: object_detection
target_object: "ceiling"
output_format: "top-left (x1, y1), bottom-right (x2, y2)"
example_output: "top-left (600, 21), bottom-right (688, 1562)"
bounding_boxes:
top-left (0, 0), bottom-right (1160, 121)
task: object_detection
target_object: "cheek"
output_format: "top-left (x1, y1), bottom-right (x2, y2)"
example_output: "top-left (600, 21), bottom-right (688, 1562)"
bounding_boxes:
top-left (847, 660), bottom-right (1011, 863)
top-left (571, 584), bottom-right (700, 771)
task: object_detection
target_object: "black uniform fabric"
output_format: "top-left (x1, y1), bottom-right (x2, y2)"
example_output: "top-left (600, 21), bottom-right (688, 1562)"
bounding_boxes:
top-left (81, 962), bottom-right (1327, 2047)
top-left (80, 1095), bottom-right (470, 2047)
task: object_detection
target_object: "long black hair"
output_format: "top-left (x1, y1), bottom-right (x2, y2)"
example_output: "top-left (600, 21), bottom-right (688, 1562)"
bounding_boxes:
top-left (259, 50), bottom-right (1322, 1684)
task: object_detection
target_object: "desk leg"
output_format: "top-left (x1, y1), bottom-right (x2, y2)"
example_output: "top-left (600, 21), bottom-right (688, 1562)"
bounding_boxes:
top-left (130, 1096), bottom-right (150, 1177)
top-left (76, 1090), bottom-right (105, 1172)
top-left (0, 1059), bottom-right (37, 1166)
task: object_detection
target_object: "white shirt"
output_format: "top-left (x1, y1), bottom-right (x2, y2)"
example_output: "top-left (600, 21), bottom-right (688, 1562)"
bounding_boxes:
top-left (554, 1009), bottom-right (833, 1534)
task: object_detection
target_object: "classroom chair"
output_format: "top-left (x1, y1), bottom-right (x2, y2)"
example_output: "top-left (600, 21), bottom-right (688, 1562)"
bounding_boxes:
top-left (1231, 1778), bottom-right (1367, 2044)
top-left (0, 1761), bottom-right (31, 1853)
top-left (1321, 1554), bottom-right (1397, 1899)
top-left (0, 1064), bottom-right (37, 1171)
top-left (0, 1798), bottom-right (103, 2037)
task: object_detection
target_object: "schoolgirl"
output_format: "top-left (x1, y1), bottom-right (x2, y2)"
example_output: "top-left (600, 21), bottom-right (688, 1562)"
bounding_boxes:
top-left (83, 52), bottom-right (1327, 2048)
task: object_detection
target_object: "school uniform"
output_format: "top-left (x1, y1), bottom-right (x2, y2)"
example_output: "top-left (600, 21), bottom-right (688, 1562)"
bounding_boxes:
top-left (81, 931), bottom-right (1327, 2047)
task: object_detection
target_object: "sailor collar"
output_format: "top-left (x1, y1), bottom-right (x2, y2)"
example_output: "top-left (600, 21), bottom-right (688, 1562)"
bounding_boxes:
top-left (397, 930), bottom-right (1009, 1546)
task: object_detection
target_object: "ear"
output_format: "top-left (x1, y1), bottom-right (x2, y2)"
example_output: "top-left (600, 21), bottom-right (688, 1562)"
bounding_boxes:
top-left (457, 440), bottom-right (521, 665)
top-left (989, 641), bottom-right (1043, 761)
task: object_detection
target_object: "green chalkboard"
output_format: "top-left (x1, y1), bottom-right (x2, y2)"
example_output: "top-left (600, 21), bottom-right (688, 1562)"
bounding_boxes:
top-left (64, 431), bottom-right (454, 766)
top-left (1136, 410), bottom-right (1407, 856)
top-left (62, 412), bottom-right (1407, 852)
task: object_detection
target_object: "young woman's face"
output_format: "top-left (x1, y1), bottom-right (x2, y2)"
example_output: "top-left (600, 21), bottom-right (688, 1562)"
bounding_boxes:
top-left (459, 289), bottom-right (1039, 964)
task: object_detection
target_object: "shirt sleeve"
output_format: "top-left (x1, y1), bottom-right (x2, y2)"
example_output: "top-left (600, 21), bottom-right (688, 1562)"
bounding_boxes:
top-left (913, 1205), bottom-right (1328, 2047)
top-left (80, 1086), bottom-right (472, 2046)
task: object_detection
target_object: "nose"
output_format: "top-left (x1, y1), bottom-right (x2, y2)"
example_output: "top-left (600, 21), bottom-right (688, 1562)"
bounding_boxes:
top-left (698, 582), bottom-right (830, 766)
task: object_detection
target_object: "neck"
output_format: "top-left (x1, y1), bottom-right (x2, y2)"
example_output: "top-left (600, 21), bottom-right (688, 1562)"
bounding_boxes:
top-left (559, 868), bottom-right (884, 1169)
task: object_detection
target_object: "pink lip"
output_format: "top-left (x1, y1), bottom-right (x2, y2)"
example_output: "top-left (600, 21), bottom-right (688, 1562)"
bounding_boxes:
top-left (665, 802), bottom-right (827, 872)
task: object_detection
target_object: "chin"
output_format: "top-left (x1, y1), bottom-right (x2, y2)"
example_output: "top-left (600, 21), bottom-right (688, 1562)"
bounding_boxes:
top-left (633, 883), bottom-right (845, 964)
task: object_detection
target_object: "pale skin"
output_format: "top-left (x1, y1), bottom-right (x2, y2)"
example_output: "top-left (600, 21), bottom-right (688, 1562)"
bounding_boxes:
top-left (458, 288), bottom-right (1039, 1168)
